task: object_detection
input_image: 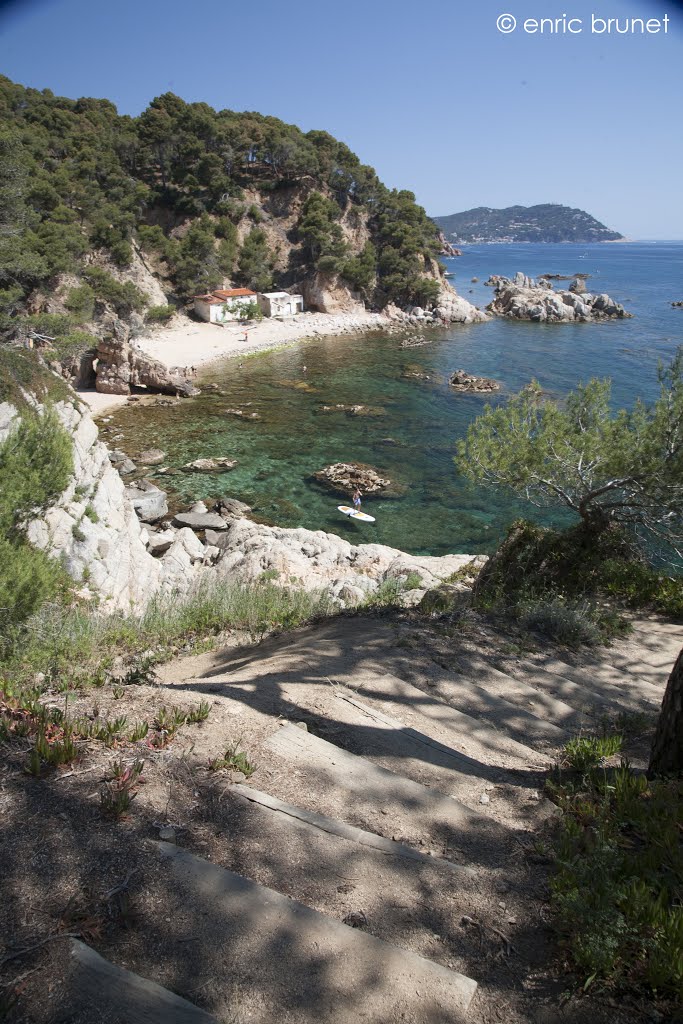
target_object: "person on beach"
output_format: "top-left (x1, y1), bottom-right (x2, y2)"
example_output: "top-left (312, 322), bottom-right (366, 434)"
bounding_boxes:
top-left (352, 488), bottom-right (362, 513)
top-left (243, 330), bottom-right (249, 343)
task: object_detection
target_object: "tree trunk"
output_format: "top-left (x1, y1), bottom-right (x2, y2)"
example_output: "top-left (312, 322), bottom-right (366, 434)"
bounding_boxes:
top-left (648, 647), bottom-right (683, 777)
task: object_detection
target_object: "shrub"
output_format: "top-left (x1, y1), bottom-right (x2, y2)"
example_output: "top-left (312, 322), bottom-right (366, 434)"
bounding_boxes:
top-left (0, 408), bottom-right (73, 640)
top-left (51, 330), bottom-right (98, 361)
top-left (549, 761), bottom-right (683, 1001)
top-left (516, 596), bottom-right (604, 647)
top-left (65, 283), bottom-right (96, 321)
top-left (83, 267), bottom-right (147, 315)
top-left (146, 304), bottom-right (175, 324)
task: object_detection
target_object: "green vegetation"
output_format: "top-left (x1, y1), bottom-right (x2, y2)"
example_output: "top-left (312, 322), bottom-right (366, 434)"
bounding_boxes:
top-left (472, 518), bottom-right (683, 642)
top-left (458, 353), bottom-right (683, 549)
top-left (237, 228), bottom-right (274, 292)
top-left (209, 741), bottom-right (256, 777)
top-left (0, 76), bottom-right (445, 324)
top-left (0, 577), bottom-right (336, 685)
top-left (0, 406), bottom-right (73, 634)
top-left (459, 355), bottom-right (683, 638)
top-left (548, 750), bottom-right (682, 1003)
top-left (434, 203), bottom-right (623, 244)
top-left (145, 304), bottom-right (175, 324)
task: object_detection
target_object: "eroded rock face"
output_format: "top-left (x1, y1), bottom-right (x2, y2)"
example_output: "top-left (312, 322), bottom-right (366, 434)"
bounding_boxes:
top-left (486, 273), bottom-right (632, 322)
top-left (302, 273), bottom-right (366, 315)
top-left (95, 335), bottom-right (200, 397)
top-left (313, 462), bottom-right (393, 496)
top-left (449, 370), bottom-right (501, 393)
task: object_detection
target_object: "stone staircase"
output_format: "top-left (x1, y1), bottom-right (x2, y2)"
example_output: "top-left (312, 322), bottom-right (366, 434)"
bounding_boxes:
top-left (67, 613), bottom-right (680, 1024)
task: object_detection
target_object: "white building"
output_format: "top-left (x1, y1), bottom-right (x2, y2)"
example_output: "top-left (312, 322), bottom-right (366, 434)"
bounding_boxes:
top-left (194, 288), bottom-right (258, 323)
top-left (257, 291), bottom-right (304, 318)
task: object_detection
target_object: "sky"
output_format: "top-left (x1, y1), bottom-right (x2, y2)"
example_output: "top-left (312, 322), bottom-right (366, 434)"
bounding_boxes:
top-left (0, 0), bottom-right (681, 238)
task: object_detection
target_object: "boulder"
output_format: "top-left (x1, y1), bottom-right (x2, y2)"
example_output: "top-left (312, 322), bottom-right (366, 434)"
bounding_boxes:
top-left (568, 277), bottom-right (586, 294)
top-left (214, 497), bottom-right (252, 520)
top-left (124, 479), bottom-right (168, 523)
top-left (138, 448), bottom-right (165, 466)
top-left (190, 500), bottom-right (208, 514)
top-left (147, 529), bottom-right (176, 556)
top-left (448, 370), bottom-right (500, 393)
top-left (172, 511), bottom-right (230, 531)
top-left (313, 462), bottom-right (393, 496)
top-left (182, 458), bottom-right (238, 473)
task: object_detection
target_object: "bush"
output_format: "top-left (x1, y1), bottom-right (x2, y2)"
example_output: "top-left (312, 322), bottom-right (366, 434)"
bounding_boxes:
top-left (549, 761), bottom-right (683, 1002)
top-left (64, 283), bottom-right (95, 321)
top-left (0, 408), bottom-right (73, 640)
top-left (51, 330), bottom-right (98, 361)
top-left (474, 519), bottom-right (682, 640)
top-left (146, 304), bottom-right (175, 324)
top-left (83, 267), bottom-right (147, 315)
top-left (516, 596), bottom-right (604, 647)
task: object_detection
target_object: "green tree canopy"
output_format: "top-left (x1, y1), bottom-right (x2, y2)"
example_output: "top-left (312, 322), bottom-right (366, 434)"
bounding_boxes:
top-left (457, 351), bottom-right (683, 552)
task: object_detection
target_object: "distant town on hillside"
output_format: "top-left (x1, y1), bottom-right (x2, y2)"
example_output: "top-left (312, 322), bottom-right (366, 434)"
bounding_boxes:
top-left (433, 204), bottom-right (624, 244)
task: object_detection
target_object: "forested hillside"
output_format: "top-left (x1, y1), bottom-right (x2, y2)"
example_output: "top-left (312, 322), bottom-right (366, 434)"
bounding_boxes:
top-left (434, 204), bottom-right (623, 244)
top-left (0, 76), bottom-right (444, 342)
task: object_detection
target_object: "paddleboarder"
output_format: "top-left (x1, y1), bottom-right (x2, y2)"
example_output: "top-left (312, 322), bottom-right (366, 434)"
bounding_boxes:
top-left (352, 487), bottom-right (362, 513)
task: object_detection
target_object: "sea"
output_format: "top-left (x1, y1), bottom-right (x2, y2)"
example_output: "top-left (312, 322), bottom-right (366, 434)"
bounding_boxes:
top-left (103, 242), bottom-right (683, 557)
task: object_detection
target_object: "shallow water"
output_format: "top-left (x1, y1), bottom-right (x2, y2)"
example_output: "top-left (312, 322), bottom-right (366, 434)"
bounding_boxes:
top-left (105, 242), bottom-right (683, 556)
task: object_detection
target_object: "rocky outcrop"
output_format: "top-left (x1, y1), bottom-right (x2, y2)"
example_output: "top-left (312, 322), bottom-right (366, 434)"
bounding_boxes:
top-left (213, 517), bottom-right (485, 603)
top-left (385, 284), bottom-right (487, 327)
top-left (22, 402), bottom-right (205, 610)
top-left (486, 272), bottom-right (632, 322)
top-left (449, 370), bottom-right (500, 393)
top-left (313, 463), bottom-right (394, 497)
top-left (302, 273), bottom-right (366, 315)
top-left (95, 335), bottom-right (199, 397)
top-left (438, 233), bottom-right (462, 257)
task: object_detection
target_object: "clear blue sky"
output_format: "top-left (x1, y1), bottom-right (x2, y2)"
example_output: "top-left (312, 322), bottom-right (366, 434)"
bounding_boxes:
top-left (1, 0), bottom-right (681, 238)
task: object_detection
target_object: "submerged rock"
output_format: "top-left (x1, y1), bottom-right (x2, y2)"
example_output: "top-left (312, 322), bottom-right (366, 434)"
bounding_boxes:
top-left (317, 403), bottom-right (386, 417)
top-left (182, 457), bottom-right (238, 473)
top-left (138, 448), bottom-right (166, 465)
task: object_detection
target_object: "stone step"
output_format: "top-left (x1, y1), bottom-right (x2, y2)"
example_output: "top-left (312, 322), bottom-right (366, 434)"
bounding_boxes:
top-left (530, 654), bottom-right (664, 707)
top-left (332, 669), bottom-right (550, 769)
top-left (68, 939), bottom-right (219, 1023)
top-left (265, 724), bottom-right (514, 866)
top-left (233, 783), bottom-right (476, 875)
top-left (156, 842), bottom-right (478, 1023)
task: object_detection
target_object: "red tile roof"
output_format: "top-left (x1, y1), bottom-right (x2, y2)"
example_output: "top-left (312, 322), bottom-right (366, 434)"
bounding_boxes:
top-left (213, 288), bottom-right (257, 298)
top-left (195, 294), bottom-right (224, 305)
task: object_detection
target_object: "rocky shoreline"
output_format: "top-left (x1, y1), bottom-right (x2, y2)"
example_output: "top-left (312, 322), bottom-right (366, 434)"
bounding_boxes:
top-left (3, 396), bottom-right (482, 614)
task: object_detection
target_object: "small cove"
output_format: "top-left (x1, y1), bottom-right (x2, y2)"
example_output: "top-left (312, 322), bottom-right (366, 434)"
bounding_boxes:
top-left (102, 242), bottom-right (683, 556)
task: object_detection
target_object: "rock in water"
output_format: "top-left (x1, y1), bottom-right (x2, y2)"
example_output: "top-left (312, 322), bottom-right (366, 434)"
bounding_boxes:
top-left (313, 462), bottom-right (393, 496)
top-left (486, 273), bottom-right (631, 322)
top-left (448, 370), bottom-right (500, 393)
top-left (181, 458), bottom-right (238, 473)
top-left (138, 448), bottom-right (165, 465)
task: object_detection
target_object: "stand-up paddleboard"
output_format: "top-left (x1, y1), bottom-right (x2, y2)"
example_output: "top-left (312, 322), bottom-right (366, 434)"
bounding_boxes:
top-left (338, 504), bottom-right (376, 523)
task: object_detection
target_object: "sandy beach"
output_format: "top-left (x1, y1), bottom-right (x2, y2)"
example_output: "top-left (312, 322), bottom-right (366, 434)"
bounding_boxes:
top-left (78, 310), bottom-right (392, 417)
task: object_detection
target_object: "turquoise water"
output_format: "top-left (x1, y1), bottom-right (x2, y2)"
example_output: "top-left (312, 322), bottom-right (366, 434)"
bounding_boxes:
top-left (105, 242), bottom-right (683, 556)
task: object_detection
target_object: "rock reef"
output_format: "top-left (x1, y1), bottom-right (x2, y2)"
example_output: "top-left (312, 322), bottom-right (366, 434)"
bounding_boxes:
top-left (486, 272), bottom-right (632, 322)
top-left (448, 370), bottom-right (500, 393)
